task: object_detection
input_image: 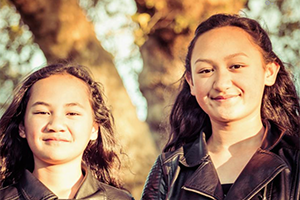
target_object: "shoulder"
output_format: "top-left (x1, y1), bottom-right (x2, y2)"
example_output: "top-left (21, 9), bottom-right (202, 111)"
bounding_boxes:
top-left (282, 135), bottom-right (300, 150)
top-left (278, 134), bottom-right (300, 159)
top-left (98, 183), bottom-right (134, 200)
top-left (267, 120), bottom-right (299, 153)
top-left (161, 146), bottom-right (184, 164)
top-left (0, 184), bottom-right (22, 200)
top-left (161, 135), bottom-right (201, 164)
top-left (77, 168), bottom-right (134, 200)
top-left (161, 132), bottom-right (207, 168)
top-left (272, 133), bottom-right (300, 174)
top-left (279, 134), bottom-right (300, 150)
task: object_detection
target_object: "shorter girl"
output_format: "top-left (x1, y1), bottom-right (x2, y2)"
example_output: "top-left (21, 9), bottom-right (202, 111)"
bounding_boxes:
top-left (0, 64), bottom-right (133, 199)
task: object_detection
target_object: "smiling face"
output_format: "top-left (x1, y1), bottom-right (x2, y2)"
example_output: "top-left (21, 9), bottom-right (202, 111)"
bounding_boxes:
top-left (20, 74), bottom-right (98, 167)
top-left (186, 26), bottom-right (279, 124)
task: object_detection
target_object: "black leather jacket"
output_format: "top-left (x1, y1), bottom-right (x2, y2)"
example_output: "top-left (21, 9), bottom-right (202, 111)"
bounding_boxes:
top-left (0, 167), bottom-right (134, 200)
top-left (142, 121), bottom-right (300, 200)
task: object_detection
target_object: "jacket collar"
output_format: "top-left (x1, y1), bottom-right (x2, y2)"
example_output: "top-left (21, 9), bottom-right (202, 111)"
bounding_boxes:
top-left (74, 165), bottom-right (106, 198)
top-left (226, 121), bottom-right (288, 199)
top-left (179, 130), bottom-right (209, 167)
top-left (179, 121), bottom-right (288, 199)
top-left (19, 170), bottom-right (57, 200)
top-left (179, 120), bottom-right (286, 168)
top-left (18, 165), bottom-right (105, 200)
top-left (226, 148), bottom-right (287, 199)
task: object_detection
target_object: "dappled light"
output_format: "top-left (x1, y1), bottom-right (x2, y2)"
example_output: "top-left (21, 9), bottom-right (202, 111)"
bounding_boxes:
top-left (0, 0), bottom-right (299, 198)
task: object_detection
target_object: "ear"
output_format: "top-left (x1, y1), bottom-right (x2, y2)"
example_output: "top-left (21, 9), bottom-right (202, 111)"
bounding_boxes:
top-left (185, 72), bottom-right (196, 96)
top-left (90, 124), bottom-right (98, 141)
top-left (265, 62), bottom-right (280, 86)
top-left (19, 124), bottom-right (26, 138)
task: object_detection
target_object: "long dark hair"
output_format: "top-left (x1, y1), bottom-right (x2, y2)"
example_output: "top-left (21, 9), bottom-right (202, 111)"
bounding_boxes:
top-left (164, 13), bottom-right (300, 152)
top-left (0, 64), bottom-right (122, 188)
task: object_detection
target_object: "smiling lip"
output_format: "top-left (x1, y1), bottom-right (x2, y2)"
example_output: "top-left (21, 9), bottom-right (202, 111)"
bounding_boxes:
top-left (212, 95), bottom-right (238, 101)
top-left (43, 138), bottom-right (70, 142)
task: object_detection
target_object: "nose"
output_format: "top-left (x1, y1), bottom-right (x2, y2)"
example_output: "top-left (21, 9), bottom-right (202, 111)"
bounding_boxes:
top-left (212, 69), bottom-right (232, 91)
top-left (45, 114), bottom-right (66, 132)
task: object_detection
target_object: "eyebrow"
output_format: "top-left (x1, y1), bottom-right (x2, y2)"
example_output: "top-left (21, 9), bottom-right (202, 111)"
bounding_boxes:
top-left (65, 102), bottom-right (85, 108)
top-left (224, 52), bottom-right (248, 60)
top-left (31, 101), bottom-right (84, 108)
top-left (31, 101), bottom-right (50, 107)
top-left (194, 53), bottom-right (248, 65)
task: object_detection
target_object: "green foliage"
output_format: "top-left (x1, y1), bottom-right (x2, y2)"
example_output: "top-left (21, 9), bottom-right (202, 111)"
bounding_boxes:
top-left (79, 0), bottom-right (147, 120)
top-left (243, 0), bottom-right (300, 91)
top-left (0, 0), bottom-right (45, 114)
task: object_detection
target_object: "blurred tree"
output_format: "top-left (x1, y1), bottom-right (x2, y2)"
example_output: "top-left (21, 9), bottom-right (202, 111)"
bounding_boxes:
top-left (0, 0), bottom-right (40, 110)
top-left (243, 0), bottom-right (300, 90)
top-left (1, 0), bottom-right (299, 198)
top-left (133, 0), bottom-right (247, 149)
top-left (1, 0), bottom-right (158, 198)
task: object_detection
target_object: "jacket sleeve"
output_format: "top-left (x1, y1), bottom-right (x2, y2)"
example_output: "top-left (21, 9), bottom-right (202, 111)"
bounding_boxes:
top-left (141, 155), bottom-right (167, 200)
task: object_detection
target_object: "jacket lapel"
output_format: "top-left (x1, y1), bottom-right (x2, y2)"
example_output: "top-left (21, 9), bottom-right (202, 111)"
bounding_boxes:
top-left (225, 149), bottom-right (288, 199)
top-left (179, 131), bottom-right (224, 200)
top-left (183, 159), bottom-right (224, 200)
top-left (19, 170), bottom-right (58, 200)
top-left (176, 121), bottom-right (288, 200)
top-left (225, 121), bottom-right (288, 200)
top-left (74, 166), bottom-right (106, 199)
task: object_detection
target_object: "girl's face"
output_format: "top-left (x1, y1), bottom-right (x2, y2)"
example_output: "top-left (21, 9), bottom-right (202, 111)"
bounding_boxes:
top-left (20, 74), bottom-right (98, 167)
top-left (186, 26), bottom-right (279, 124)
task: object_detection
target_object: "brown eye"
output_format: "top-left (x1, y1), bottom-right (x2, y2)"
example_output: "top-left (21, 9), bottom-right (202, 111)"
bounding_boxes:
top-left (33, 111), bottom-right (50, 115)
top-left (230, 65), bottom-right (243, 69)
top-left (199, 68), bottom-right (214, 74)
top-left (67, 112), bottom-right (80, 116)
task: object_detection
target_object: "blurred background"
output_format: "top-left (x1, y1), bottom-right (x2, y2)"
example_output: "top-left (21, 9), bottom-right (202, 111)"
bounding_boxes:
top-left (0, 0), bottom-right (299, 198)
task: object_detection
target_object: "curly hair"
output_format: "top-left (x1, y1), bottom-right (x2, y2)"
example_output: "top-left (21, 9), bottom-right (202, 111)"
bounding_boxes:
top-left (0, 63), bottom-right (122, 188)
top-left (164, 13), bottom-right (300, 152)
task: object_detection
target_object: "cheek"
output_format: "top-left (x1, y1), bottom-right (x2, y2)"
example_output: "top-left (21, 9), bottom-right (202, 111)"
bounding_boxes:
top-left (193, 79), bottom-right (210, 97)
top-left (242, 76), bottom-right (265, 96)
top-left (192, 84), bottom-right (210, 109)
top-left (195, 96), bottom-right (209, 111)
top-left (25, 117), bottom-right (45, 131)
top-left (70, 120), bottom-right (93, 137)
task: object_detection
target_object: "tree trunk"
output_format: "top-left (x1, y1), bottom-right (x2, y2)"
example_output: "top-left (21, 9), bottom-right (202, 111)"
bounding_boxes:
top-left (134, 0), bottom-right (247, 149)
top-left (10, 0), bottom-right (158, 198)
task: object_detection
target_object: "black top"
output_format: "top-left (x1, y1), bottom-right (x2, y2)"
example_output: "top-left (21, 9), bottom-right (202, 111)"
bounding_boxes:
top-left (222, 183), bottom-right (233, 196)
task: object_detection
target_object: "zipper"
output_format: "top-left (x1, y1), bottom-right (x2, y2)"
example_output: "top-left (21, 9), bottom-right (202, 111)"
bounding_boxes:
top-left (262, 186), bottom-right (267, 200)
top-left (244, 167), bottom-right (285, 200)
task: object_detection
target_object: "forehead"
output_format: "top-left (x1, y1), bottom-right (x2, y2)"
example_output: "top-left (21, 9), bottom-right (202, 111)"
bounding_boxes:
top-left (191, 26), bottom-right (263, 61)
top-left (28, 74), bottom-right (91, 105)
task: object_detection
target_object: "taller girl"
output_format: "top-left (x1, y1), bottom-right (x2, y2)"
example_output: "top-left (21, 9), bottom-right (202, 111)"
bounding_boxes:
top-left (142, 14), bottom-right (300, 200)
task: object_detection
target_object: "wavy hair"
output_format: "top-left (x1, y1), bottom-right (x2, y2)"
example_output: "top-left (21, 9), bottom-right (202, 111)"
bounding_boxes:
top-left (164, 13), bottom-right (300, 152)
top-left (0, 64), bottom-right (122, 188)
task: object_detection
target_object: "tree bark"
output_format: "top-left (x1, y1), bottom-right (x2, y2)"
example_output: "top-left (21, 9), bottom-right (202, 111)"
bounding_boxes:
top-left (134, 0), bottom-right (247, 149)
top-left (9, 0), bottom-right (158, 198)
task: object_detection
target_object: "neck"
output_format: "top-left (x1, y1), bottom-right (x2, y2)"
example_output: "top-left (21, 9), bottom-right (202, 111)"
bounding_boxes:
top-left (32, 159), bottom-right (84, 199)
top-left (207, 117), bottom-right (266, 184)
top-left (208, 116), bottom-right (265, 151)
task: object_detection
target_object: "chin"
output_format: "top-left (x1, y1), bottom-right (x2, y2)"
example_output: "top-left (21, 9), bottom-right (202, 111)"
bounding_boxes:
top-left (211, 114), bottom-right (240, 123)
